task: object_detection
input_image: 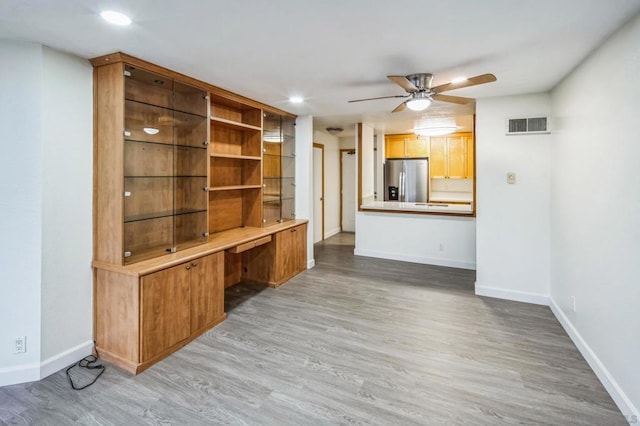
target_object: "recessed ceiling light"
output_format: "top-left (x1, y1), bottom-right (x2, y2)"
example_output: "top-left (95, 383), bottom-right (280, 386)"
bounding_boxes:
top-left (100, 10), bottom-right (132, 26)
top-left (289, 96), bottom-right (303, 104)
top-left (451, 76), bottom-right (467, 84)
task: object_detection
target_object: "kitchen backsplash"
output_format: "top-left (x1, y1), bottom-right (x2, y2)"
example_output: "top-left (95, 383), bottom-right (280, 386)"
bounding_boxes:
top-left (431, 178), bottom-right (473, 192)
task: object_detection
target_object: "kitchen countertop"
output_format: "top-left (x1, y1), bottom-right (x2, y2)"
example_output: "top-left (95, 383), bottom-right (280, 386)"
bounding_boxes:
top-left (360, 200), bottom-right (473, 214)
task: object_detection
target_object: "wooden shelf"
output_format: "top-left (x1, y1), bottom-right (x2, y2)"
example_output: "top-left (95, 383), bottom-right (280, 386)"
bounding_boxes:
top-left (210, 153), bottom-right (261, 161)
top-left (210, 115), bottom-right (261, 132)
top-left (208, 185), bottom-right (262, 191)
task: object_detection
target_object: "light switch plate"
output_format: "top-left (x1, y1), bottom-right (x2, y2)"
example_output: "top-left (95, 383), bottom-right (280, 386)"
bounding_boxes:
top-left (507, 172), bottom-right (516, 184)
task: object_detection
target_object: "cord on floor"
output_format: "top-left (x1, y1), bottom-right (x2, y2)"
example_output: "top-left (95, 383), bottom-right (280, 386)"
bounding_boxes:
top-left (65, 341), bottom-right (105, 390)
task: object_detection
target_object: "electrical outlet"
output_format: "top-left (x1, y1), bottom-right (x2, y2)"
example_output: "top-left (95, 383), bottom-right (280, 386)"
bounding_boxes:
top-left (571, 296), bottom-right (576, 313)
top-left (439, 243), bottom-right (444, 252)
top-left (12, 336), bottom-right (26, 354)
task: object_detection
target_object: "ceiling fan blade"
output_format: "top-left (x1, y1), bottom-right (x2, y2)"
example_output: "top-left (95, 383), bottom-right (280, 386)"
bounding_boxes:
top-left (432, 94), bottom-right (475, 105)
top-left (348, 95), bottom-right (407, 103)
top-left (387, 75), bottom-right (418, 93)
top-left (431, 73), bottom-right (497, 94)
top-left (392, 101), bottom-right (407, 113)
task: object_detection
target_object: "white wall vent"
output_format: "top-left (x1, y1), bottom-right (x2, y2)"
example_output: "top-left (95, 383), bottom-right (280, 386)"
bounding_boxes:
top-left (506, 116), bottom-right (550, 135)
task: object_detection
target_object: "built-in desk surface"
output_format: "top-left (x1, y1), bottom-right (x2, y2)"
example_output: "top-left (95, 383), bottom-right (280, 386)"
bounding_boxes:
top-left (93, 219), bottom-right (308, 276)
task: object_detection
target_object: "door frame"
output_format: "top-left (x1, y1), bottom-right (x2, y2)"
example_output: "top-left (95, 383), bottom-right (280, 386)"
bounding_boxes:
top-left (313, 143), bottom-right (325, 241)
top-left (339, 148), bottom-right (356, 232)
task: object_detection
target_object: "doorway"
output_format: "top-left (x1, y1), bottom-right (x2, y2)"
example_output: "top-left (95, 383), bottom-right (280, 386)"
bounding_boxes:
top-left (313, 143), bottom-right (324, 243)
top-left (340, 149), bottom-right (356, 232)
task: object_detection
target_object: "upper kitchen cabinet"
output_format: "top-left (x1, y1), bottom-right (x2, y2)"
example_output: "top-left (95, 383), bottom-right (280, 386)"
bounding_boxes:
top-left (93, 59), bottom-right (210, 265)
top-left (385, 134), bottom-right (429, 159)
top-left (429, 132), bottom-right (473, 179)
top-left (263, 112), bottom-right (296, 225)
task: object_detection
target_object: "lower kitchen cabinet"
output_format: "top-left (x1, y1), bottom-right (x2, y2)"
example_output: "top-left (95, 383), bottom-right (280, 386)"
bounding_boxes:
top-left (242, 223), bottom-right (307, 287)
top-left (95, 251), bottom-right (225, 374)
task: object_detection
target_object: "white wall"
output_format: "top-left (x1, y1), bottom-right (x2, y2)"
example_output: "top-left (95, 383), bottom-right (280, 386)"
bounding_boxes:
top-left (475, 94), bottom-right (552, 305)
top-left (0, 40), bottom-right (44, 385)
top-left (356, 213), bottom-right (477, 269)
top-left (40, 47), bottom-right (94, 366)
top-left (313, 130), bottom-right (341, 238)
top-left (360, 124), bottom-right (375, 201)
top-left (0, 41), bottom-right (93, 386)
top-left (339, 136), bottom-right (355, 151)
top-left (295, 115), bottom-right (315, 268)
top-left (550, 13), bottom-right (640, 418)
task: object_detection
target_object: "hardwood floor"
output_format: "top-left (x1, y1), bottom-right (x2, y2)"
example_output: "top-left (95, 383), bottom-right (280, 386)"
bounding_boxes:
top-left (0, 233), bottom-right (626, 425)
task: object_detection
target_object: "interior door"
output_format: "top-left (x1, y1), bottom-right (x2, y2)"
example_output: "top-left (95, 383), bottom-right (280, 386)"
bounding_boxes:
top-left (341, 150), bottom-right (356, 232)
top-left (313, 144), bottom-right (324, 243)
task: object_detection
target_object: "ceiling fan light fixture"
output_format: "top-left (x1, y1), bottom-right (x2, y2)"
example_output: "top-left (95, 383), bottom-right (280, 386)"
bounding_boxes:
top-left (406, 92), bottom-right (432, 111)
top-left (406, 98), bottom-right (432, 111)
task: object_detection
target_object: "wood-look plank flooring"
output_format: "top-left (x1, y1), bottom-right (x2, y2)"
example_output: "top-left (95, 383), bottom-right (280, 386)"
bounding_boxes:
top-left (0, 233), bottom-right (626, 425)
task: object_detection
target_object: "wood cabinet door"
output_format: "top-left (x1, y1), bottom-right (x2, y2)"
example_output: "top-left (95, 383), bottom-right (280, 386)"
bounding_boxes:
top-left (293, 224), bottom-right (307, 274)
top-left (465, 135), bottom-right (474, 179)
top-left (141, 263), bottom-right (191, 362)
top-left (447, 136), bottom-right (467, 179)
top-left (385, 136), bottom-right (406, 158)
top-left (429, 137), bottom-right (447, 178)
top-left (190, 252), bottom-right (224, 333)
top-left (405, 136), bottom-right (428, 158)
top-left (277, 227), bottom-right (297, 281)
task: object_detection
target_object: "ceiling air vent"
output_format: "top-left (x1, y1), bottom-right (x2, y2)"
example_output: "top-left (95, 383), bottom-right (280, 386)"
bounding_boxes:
top-left (506, 116), bottom-right (550, 135)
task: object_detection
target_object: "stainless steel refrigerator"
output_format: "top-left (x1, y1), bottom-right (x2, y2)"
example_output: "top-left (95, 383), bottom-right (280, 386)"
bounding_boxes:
top-left (384, 158), bottom-right (428, 202)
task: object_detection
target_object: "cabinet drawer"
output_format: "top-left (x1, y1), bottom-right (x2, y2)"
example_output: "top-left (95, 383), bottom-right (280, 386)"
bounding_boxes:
top-left (227, 235), bottom-right (272, 254)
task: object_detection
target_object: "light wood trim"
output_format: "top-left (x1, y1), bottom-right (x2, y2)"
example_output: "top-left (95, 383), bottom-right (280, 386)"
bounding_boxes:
top-left (210, 153), bottom-right (262, 161)
top-left (227, 235), bottom-right (272, 254)
top-left (94, 62), bottom-right (125, 264)
top-left (339, 149), bottom-right (355, 231)
top-left (90, 52), bottom-right (296, 118)
top-left (93, 219), bottom-right (308, 276)
top-left (209, 184), bottom-right (262, 191)
top-left (313, 143), bottom-right (325, 240)
top-left (210, 115), bottom-right (262, 131)
top-left (357, 124), bottom-right (363, 212)
top-left (472, 114), bottom-right (477, 217)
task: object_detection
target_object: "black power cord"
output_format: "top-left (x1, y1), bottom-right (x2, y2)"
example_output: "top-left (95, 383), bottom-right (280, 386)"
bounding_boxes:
top-left (65, 342), bottom-right (105, 390)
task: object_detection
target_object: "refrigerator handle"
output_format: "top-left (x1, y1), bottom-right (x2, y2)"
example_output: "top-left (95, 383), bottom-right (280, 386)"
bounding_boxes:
top-left (399, 172), bottom-right (405, 198)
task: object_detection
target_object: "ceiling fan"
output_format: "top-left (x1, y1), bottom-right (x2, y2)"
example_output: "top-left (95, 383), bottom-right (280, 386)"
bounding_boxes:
top-left (348, 73), bottom-right (497, 113)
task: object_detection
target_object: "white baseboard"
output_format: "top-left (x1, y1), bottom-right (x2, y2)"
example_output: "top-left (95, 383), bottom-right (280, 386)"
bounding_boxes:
top-left (354, 248), bottom-right (475, 270)
top-left (324, 227), bottom-right (341, 239)
top-left (0, 361), bottom-right (40, 387)
top-left (307, 258), bottom-right (315, 269)
top-left (40, 340), bottom-right (94, 380)
top-left (550, 298), bottom-right (638, 421)
top-left (0, 340), bottom-right (93, 387)
top-left (475, 284), bottom-right (549, 305)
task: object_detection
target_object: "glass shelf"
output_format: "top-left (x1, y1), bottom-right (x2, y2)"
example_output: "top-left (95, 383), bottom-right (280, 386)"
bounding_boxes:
top-left (261, 113), bottom-right (296, 225)
top-left (122, 64), bottom-right (209, 264)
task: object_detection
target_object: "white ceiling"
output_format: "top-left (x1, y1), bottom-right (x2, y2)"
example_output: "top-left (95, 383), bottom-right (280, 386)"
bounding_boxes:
top-left (2, 1), bottom-right (639, 136)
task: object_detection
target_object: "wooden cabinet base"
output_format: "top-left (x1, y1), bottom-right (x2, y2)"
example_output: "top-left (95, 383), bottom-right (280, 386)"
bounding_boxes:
top-left (97, 313), bottom-right (226, 375)
top-left (94, 252), bottom-right (225, 375)
top-left (242, 223), bottom-right (307, 287)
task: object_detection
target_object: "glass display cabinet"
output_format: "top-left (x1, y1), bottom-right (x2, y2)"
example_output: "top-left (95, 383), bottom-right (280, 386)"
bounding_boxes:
top-left (262, 113), bottom-right (296, 225)
top-left (122, 65), bottom-right (209, 264)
